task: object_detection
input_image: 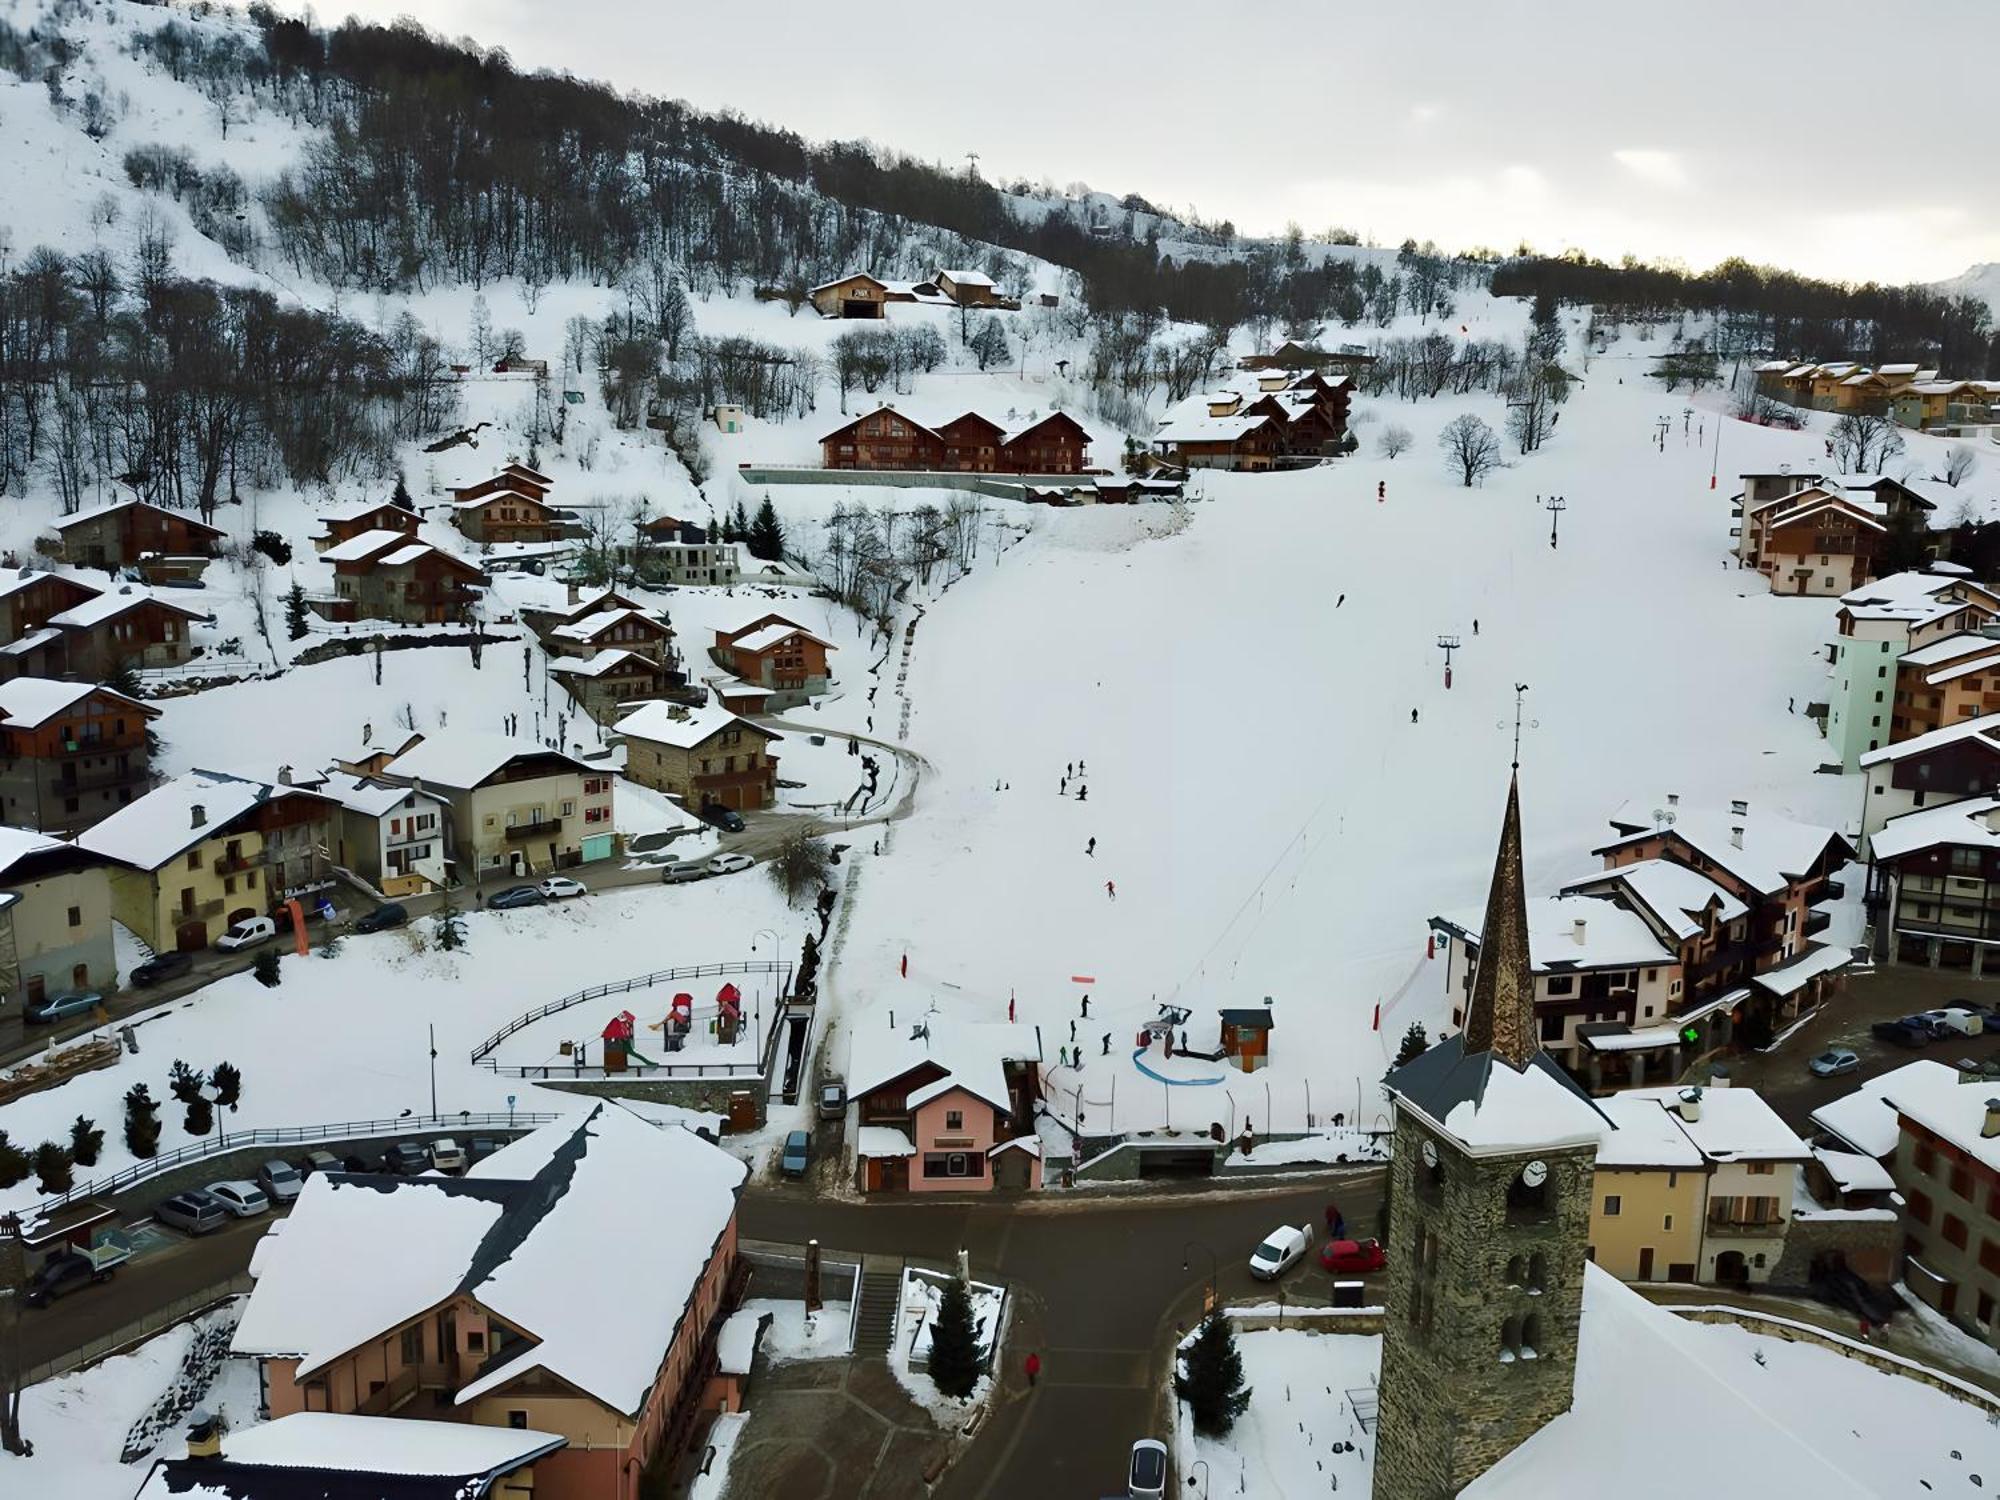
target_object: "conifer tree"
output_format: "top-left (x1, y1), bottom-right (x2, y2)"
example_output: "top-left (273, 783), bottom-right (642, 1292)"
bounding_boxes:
top-left (1395, 1022), bottom-right (1429, 1066)
top-left (926, 1277), bottom-right (988, 1400)
top-left (749, 496), bottom-right (786, 561)
top-left (285, 581), bottom-right (310, 640)
top-left (32, 1141), bottom-right (73, 1194)
top-left (0, 1130), bottom-right (29, 1188)
top-left (124, 1083), bottom-right (161, 1159)
top-left (1175, 1314), bottom-right (1252, 1436)
top-left (69, 1114), bottom-right (104, 1167)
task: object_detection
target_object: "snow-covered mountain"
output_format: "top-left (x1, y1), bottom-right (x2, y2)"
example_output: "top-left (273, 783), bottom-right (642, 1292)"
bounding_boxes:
top-left (1934, 261), bottom-right (2000, 318)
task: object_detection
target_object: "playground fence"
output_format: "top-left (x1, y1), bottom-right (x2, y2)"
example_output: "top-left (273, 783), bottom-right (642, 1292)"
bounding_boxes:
top-left (469, 960), bottom-right (792, 1063)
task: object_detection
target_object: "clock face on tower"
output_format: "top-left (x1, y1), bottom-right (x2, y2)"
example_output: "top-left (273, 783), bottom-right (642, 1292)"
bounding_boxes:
top-left (1522, 1159), bottom-right (1549, 1187)
top-left (1421, 1140), bottom-right (1438, 1168)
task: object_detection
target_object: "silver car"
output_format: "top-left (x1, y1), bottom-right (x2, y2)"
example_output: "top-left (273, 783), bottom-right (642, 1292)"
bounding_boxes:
top-left (205, 1180), bottom-right (270, 1218)
top-left (256, 1159), bottom-right (304, 1203)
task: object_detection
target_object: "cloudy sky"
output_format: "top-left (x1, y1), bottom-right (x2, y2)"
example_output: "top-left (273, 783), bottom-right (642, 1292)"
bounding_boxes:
top-left (315, 0), bottom-right (2000, 287)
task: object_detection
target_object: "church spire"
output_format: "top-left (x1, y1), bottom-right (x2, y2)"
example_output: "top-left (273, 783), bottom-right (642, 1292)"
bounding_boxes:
top-left (1459, 771), bottom-right (1537, 1068)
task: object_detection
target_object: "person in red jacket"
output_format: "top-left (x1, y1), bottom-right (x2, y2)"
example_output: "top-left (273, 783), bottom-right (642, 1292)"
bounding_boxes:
top-left (1024, 1351), bottom-right (1042, 1387)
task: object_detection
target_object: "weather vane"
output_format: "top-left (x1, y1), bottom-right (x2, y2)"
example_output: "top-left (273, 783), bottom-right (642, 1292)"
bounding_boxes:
top-left (1500, 682), bottom-right (1537, 770)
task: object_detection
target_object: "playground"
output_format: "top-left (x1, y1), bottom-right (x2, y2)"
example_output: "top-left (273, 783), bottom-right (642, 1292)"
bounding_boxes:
top-left (480, 967), bottom-right (793, 1082)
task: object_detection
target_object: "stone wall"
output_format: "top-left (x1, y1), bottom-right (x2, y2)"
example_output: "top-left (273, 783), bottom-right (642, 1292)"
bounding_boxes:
top-left (1374, 1111), bottom-right (1596, 1500)
top-left (540, 1076), bottom-right (763, 1126)
top-left (1769, 1210), bottom-right (1903, 1287)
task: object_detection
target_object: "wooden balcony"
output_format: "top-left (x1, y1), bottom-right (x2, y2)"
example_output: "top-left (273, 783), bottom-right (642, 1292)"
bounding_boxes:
top-left (503, 818), bottom-right (562, 842)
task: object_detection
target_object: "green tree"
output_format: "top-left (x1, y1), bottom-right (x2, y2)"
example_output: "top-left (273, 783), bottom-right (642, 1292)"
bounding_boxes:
top-left (32, 1140), bottom-right (73, 1194)
top-left (749, 495), bottom-right (786, 562)
top-left (168, 1058), bottom-right (204, 1106)
top-left (212, 1061), bottom-right (242, 1110)
top-left (1175, 1314), bottom-right (1252, 1436)
top-left (184, 1093), bottom-right (214, 1137)
top-left (1395, 1022), bottom-right (1429, 1067)
top-left (435, 894), bottom-right (467, 951)
top-left (124, 1083), bottom-right (161, 1158)
top-left (69, 1114), bottom-right (104, 1167)
top-left (253, 949), bottom-right (282, 987)
top-left (926, 1277), bottom-right (988, 1399)
top-left (391, 472), bottom-right (415, 509)
top-left (727, 498), bottom-right (752, 543)
top-left (0, 1130), bottom-right (29, 1188)
top-left (285, 581), bottom-right (310, 640)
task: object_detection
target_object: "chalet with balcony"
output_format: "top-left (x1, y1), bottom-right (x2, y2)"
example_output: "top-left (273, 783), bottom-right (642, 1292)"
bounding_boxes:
top-left (521, 585), bottom-right (657, 641)
top-left (317, 771), bottom-right (452, 897)
top-left (551, 649), bottom-right (682, 726)
top-left (1866, 794), bottom-right (2000, 971)
top-left (617, 698), bottom-right (780, 814)
top-left (818, 406), bottom-right (1092, 475)
top-left (78, 769), bottom-right (340, 951)
top-left (1150, 393), bottom-right (1283, 471)
top-left (50, 498), bottom-right (225, 574)
top-left (1740, 489), bottom-right (1885, 596)
top-left (230, 1104), bottom-right (749, 1500)
top-left (452, 464), bottom-right (552, 506)
top-left (1891, 630), bottom-right (2000, 741)
top-left (1858, 713), bottom-right (2000, 856)
top-left (0, 677), bottom-right (155, 834)
top-left (313, 498), bottom-right (423, 552)
top-left (549, 606), bottom-right (678, 669)
top-left (0, 568), bottom-right (101, 662)
top-left (1003, 411), bottom-right (1092, 473)
top-left (318, 531), bottom-right (488, 625)
top-left (1826, 566), bottom-right (2000, 770)
top-left (377, 733), bottom-right (616, 878)
top-left (845, 1021), bottom-right (1044, 1193)
top-left (451, 488), bottom-right (564, 546)
top-left (713, 614), bottom-right (832, 708)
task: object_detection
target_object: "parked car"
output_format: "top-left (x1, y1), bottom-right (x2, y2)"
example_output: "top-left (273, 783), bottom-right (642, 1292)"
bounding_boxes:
top-left (539, 877), bottom-right (588, 900)
top-left (466, 1136), bottom-right (504, 1165)
top-left (1249, 1223), bottom-right (1313, 1281)
top-left (1934, 1004), bottom-right (1986, 1036)
top-left (130, 951), bottom-right (195, 987)
top-left (353, 902), bottom-right (409, 934)
top-left (488, 885), bottom-right (546, 910)
top-left (299, 1150), bottom-right (342, 1177)
top-left (215, 916), bottom-right (277, 952)
top-left (384, 1141), bottom-right (431, 1175)
top-left (23, 989), bottom-right (103, 1025)
top-left (1871, 1019), bottom-right (1931, 1049)
top-left (206, 1181), bottom-right (270, 1218)
top-left (1127, 1438), bottom-right (1169, 1500)
top-left (708, 852), bottom-right (754, 876)
top-left (779, 1129), bottom-right (811, 1177)
top-left (256, 1159), bottom-right (304, 1203)
top-left (701, 803), bottom-right (746, 834)
top-left (340, 1152), bottom-right (383, 1174)
top-left (24, 1251), bottom-right (113, 1308)
top-left (429, 1138), bottom-right (467, 1173)
top-left (660, 860), bottom-right (709, 884)
top-left (155, 1191), bottom-right (229, 1236)
top-left (1807, 1047), bottom-right (1860, 1077)
top-left (1318, 1238), bottom-right (1387, 1275)
top-left (818, 1081), bottom-right (847, 1121)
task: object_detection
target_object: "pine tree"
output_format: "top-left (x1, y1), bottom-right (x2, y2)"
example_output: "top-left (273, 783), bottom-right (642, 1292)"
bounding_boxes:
top-left (185, 1094), bottom-right (214, 1136)
top-left (212, 1061), bottom-right (242, 1110)
top-left (32, 1140), bottom-right (73, 1194)
top-left (1395, 1022), bottom-right (1429, 1067)
top-left (391, 472), bottom-right (415, 510)
top-left (168, 1059), bottom-right (204, 1106)
top-left (749, 496), bottom-right (786, 561)
top-left (253, 949), bottom-right (282, 987)
top-left (0, 1129), bottom-right (29, 1188)
top-left (728, 498), bottom-right (752, 543)
top-left (926, 1277), bottom-right (988, 1400)
top-left (435, 894), bottom-right (467, 951)
top-left (124, 1083), bottom-right (161, 1158)
top-left (285, 581), bottom-right (310, 641)
top-left (1175, 1314), bottom-right (1252, 1436)
top-left (69, 1114), bottom-right (104, 1167)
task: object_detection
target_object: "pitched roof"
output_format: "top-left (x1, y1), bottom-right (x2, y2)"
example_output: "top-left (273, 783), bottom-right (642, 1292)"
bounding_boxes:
top-left (51, 497), bottom-right (225, 537)
top-left (1858, 711), bottom-right (2000, 768)
top-left (0, 566), bottom-right (97, 603)
top-left (1808, 1059), bottom-right (1961, 1157)
top-left (313, 771), bottom-right (451, 819)
top-left (383, 732), bottom-right (592, 789)
top-left (548, 648), bottom-right (662, 680)
top-left (1599, 801), bottom-right (1849, 897)
top-left (729, 621), bottom-right (831, 655)
top-left (1560, 858), bottom-right (1746, 940)
top-left (319, 528), bottom-right (409, 564)
top-left (77, 769), bottom-right (326, 870)
top-left (0, 824), bottom-right (73, 883)
top-left (0, 676), bottom-right (153, 729)
top-left (46, 584), bottom-right (204, 629)
top-left (616, 696), bottom-right (776, 751)
top-left (451, 489), bottom-right (552, 511)
top-left (551, 607), bottom-right (668, 643)
top-left (1869, 794), bottom-right (2000, 861)
top-left (845, 1019), bottom-right (1039, 1114)
top-left (235, 1104), bottom-right (744, 1417)
top-left (1433, 894), bottom-right (1675, 972)
top-left (1612, 1086), bottom-right (1807, 1162)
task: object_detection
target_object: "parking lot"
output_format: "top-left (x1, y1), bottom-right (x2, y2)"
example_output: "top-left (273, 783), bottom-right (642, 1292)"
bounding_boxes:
top-left (1715, 967), bottom-right (2000, 1133)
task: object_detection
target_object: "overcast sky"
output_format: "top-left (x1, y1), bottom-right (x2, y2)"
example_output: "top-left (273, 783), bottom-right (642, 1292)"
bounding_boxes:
top-left (311, 0), bottom-right (2000, 288)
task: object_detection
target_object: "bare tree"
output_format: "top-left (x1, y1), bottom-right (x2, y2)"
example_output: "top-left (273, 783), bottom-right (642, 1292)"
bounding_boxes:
top-left (1438, 413), bottom-right (1502, 487)
top-left (1941, 445), bottom-right (1980, 488)
top-left (1375, 423), bottom-right (1414, 459)
top-left (1830, 411), bottom-right (1904, 475)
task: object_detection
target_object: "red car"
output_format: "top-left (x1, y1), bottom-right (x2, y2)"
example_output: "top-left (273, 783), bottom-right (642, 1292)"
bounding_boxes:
top-left (1318, 1238), bottom-right (1386, 1274)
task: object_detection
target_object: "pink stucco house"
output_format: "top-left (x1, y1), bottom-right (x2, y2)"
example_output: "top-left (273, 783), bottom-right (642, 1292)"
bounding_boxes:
top-left (847, 1021), bottom-right (1044, 1192)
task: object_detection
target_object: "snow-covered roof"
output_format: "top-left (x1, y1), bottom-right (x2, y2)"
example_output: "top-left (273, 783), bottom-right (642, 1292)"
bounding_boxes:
top-left (1153, 411), bottom-right (1273, 442)
top-left (1877, 1064), bottom-right (2000, 1173)
top-left (1600, 801), bottom-right (1845, 898)
top-left (0, 676), bottom-right (149, 729)
top-left (1560, 859), bottom-right (1746, 940)
top-left (1764, 495), bottom-right (1885, 534)
top-left (1749, 942), bottom-right (1852, 998)
top-left (716, 1306), bottom-right (766, 1376)
top-left (1810, 1060), bottom-right (1960, 1159)
top-left (1858, 710), bottom-right (2000, 769)
top-left (237, 1104), bottom-right (744, 1418)
top-left (313, 771), bottom-right (450, 820)
top-left (617, 696), bottom-right (775, 751)
top-left (451, 488), bottom-right (550, 510)
top-left (1613, 1086), bottom-right (1806, 1163)
top-left (552, 607), bottom-right (666, 643)
top-left (989, 1135), bottom-right (1041, 1158)
top-left (1923, 649), bottom-right (2000, 685)
top-left (1838, 567), bottom-right (1996, 625)
top-left (51, 497), bottom-right (224, 536)
top-left (846, 1019), bottom-right (1039, 1116)
top-left (1868, 794), bottom-right (2000, 861)
top-left (1433, 895), bottom-right (1673, 971)
top-left (76, 769), bottom-right (316, 870)
top-left (46, 583), bottom-right (202, 629)
top-left (549, 648), bottom-right (658, 679)
top-left (379, 542), bottom-right (441, 569)
top-left (383, 732), bottom-right (590, 789)
top-left (857, 1125), bottom-right (917, 1158)
top-left (206, 1412), bottom-right (563, 1477)
top-left (319, 528), bottom-right (409, 563)
top-left (935, 267), bottom-right (995, 286)
top-left (808, 270), bottom-right (886, 294)
top-left (729, 621), bottom-right (830, 655)
top-left (1895, 630), bottom-right (1997, 669)
top-left (319, 497), bottom-right (416, 525)
top-left (1810, 1144), bottom-right (1894, 1194)
top-left (1434, 1054), bottom-right (1610, 1153)
top-left (0, 626), bottom-right (60, 659)
top-left (1590, 1092), bottom-right (1706, 1168)
top-left (0, 824), bottom-right (70, 882)
top-left (1465, 1264), bottom-right (1891, 1498)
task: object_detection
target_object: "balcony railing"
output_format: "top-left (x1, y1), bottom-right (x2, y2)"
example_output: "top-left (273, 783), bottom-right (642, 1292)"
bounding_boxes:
top-left (50, 763), bottom-right (150, 793)
top-left (179, 898), bottom-right (225, 920)
top-left (503, 818), bottom-right (562, 842)
top-left (213, 853), bottom-right (257, 875)
top-left (1706, 1216), bottom-right (1784, 1237)
top-left (1804, 909), bottom-right (1831, 936)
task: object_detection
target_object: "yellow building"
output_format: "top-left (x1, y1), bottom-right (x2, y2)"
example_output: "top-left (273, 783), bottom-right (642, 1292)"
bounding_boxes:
top-left (78, 770), bottom-right (338, 952)
top-left (1590, 1093), bottom-right (1707, 1281)
top-left (377, 733), bottom-right (616, 878)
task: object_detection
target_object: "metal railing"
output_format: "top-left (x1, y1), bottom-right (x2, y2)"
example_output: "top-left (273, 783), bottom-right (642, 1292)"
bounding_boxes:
top-left (16, 1274), bottom-right (255, 1387)
top-left (468, 960), bottom-right (792, 1062)
top-left (24, 1111), bottom-right (560, 1221)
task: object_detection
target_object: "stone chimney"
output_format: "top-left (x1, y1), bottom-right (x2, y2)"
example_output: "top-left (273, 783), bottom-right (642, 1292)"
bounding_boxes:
top-left (1984, 1098), bottom-right (2000, 1139)
top-left (190, 803), bottom-right (207, 829)
top-left (1730, 825), bottom-right (1745, 849)
top-left (1571, 917), bottom-right (1588, 946)
top-left (185, 1408), bottom-right (222, 1460)
top-left (1676, 1087), bottom-right (1703, 1123)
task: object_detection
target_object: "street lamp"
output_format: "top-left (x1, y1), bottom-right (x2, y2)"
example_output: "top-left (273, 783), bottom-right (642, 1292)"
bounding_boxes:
top-left (1181, 1240), bottom-right (1219, 1316)
top-left (750, 928), bottom-right (780, 1053)
top-left (1187, 1458), bottom-right (1211, 1499)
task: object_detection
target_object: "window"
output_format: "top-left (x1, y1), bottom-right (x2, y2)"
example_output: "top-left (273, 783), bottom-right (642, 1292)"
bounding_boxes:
top-left (1915, 1143), bottom-right (1937, 1175)
top-left (400, 1325), bottom-right (422, 1364)
top-left (1500, 1315), bottom-right (1522, 1362)
top-left (1520, 1313), bottom-right (1541, 1359)
top-left (1545, 975), bottom-right (1574, 997)
top-left (507, 1411), bottom-right (528, 1430)
top-left (1943, 1214), bottom-right (1969, 1250)
top-left (1526, 1252), bottom-right (1546, 1292)
top-left (66, 905), bottom-right (80, 928)
top-left (1747, 1161), bottom-right (1774, 1176)
top-left (1540, 1012), bottom-right (1565, 1041)
top-left (1908, 1189), bottom-right (1933, 1225)
top-left (945, 1110), bottom-right (964, 1131)
top-left (1950, 1165), bottom-right (1973, 1199)
top-left (187, 851), bottom-right (200, 870)
top-left (1602, 1195), bottom-right (1621, 1217)
top-left (1663, 1214), bottom-right (1674, 1231)
top-left (467, 1329), bottom-right (485, 1351)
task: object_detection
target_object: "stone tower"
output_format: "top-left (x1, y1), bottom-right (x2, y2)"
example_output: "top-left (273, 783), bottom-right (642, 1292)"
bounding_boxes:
top-left (1373, 774), bottom-right (1609, 1500)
